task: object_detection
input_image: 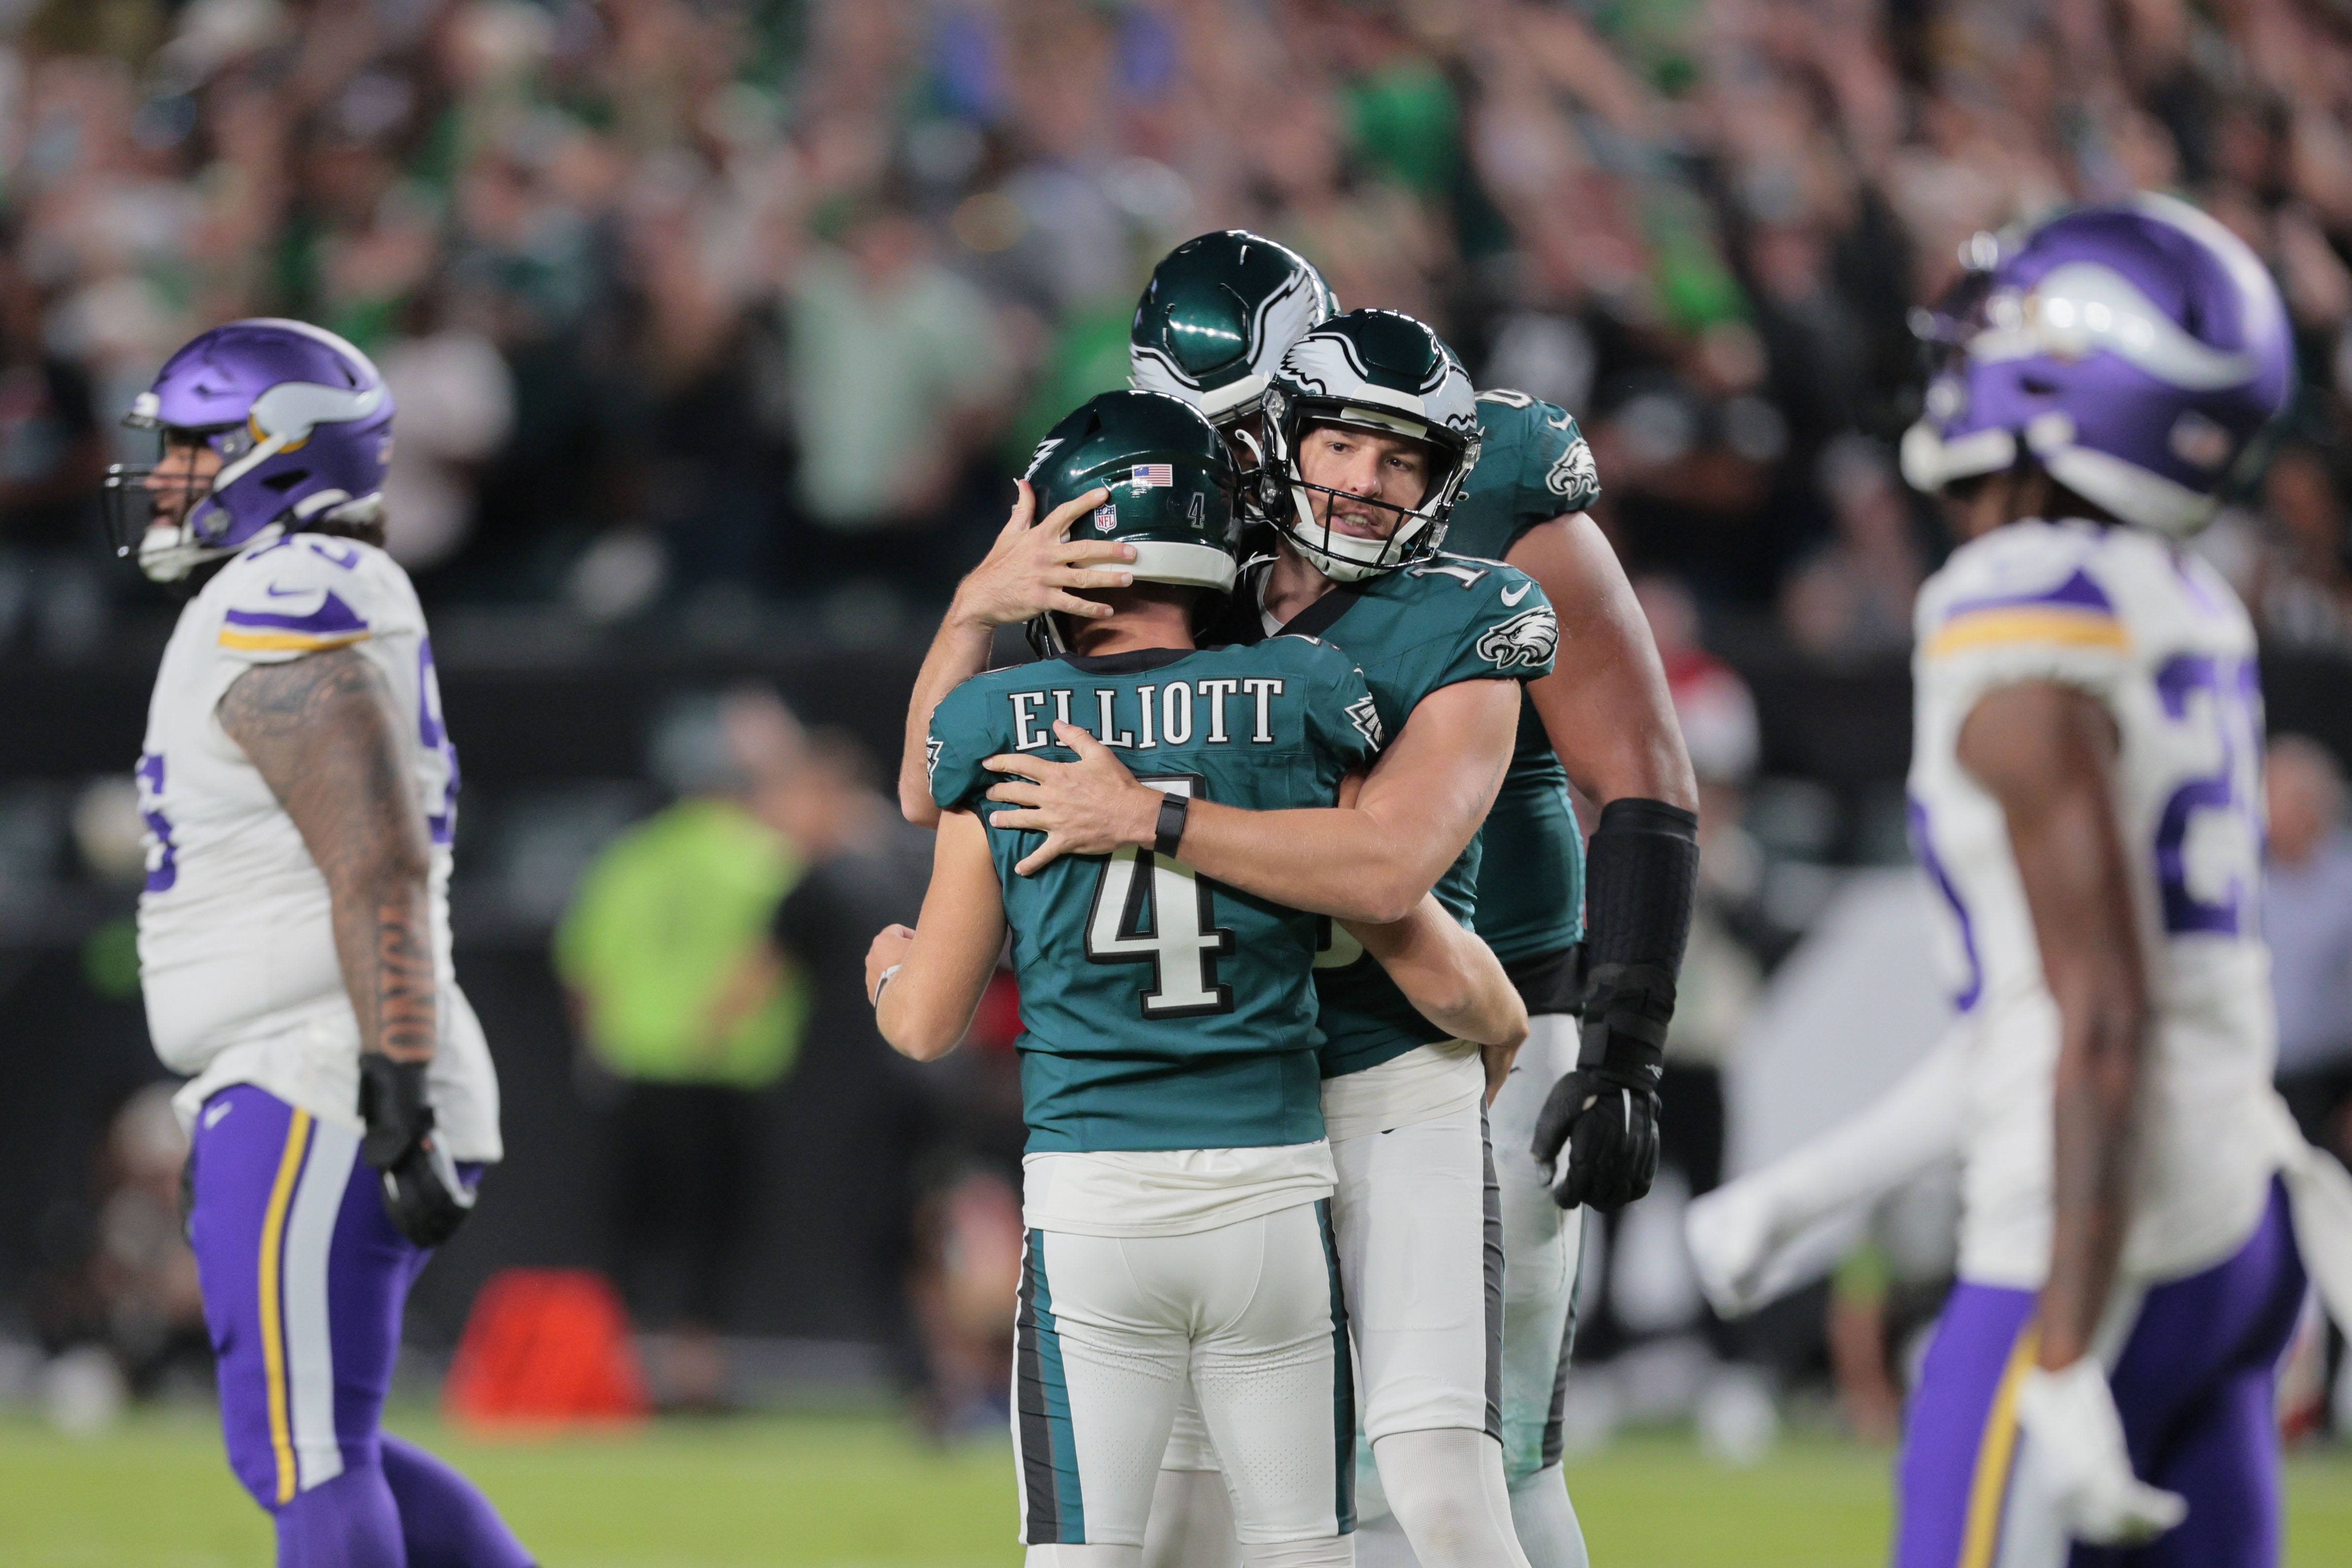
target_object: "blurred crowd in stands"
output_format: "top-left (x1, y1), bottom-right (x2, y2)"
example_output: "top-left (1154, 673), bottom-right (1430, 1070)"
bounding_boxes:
top-left (12, 0), bottom-right (2352, 1442)
top-left (0, 0), bottom-right (2347, 654)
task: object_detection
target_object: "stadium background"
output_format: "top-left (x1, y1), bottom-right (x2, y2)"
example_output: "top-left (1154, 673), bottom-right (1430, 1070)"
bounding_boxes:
top-left (1, 0), bottom-right (2352, 1560)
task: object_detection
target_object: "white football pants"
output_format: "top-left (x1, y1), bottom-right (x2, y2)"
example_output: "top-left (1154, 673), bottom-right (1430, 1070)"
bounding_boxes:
top-left (1149, 1096), bottom-right (1533, 1568)
top-left (1017, 1201), bottom-right (1355, 1561)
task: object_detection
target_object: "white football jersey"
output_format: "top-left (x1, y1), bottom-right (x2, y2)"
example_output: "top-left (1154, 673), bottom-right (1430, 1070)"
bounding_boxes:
top-left (1909, 518), bottom-right (2274, 1288)
top-left (136, 531), bottom-right (500, 1160)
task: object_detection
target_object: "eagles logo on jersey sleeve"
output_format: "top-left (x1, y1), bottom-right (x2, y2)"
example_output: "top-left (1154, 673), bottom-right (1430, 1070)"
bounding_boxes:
top-left (1914, 521), bottom-right (2134, 713)
top-left (1444, 390), bottom-right (1601, 560)
top-left (1414, 557), bottom-right (1559, 687)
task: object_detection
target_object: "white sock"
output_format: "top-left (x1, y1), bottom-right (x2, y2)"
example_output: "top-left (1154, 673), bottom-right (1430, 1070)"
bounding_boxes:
top-left (1142, 1468), bottom-right (1243, 1568)
top-left (1504, 1467), bottom-right (1587, 1568)
top-left (1369, 1430), bottom-right (1532, 1568)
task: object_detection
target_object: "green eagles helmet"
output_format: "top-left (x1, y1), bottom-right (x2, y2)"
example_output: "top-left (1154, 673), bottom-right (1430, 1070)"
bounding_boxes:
top-left (1128, 231), bottom-right (1338, 429)
top-left (1260, 309), bottom-right (1483, 582)
top-left (1022, 390), bottom-right (1242, 655)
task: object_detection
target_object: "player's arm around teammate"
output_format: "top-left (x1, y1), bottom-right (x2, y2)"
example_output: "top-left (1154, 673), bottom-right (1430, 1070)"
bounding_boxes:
top-left (897, 479), bottom-right (1137, 828)
top-left (867, 819), bottom-right (1529, 1070)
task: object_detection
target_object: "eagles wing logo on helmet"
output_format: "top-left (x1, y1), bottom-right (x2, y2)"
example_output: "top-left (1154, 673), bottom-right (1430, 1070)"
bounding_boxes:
top-left (1024, 437), bottom-right (1065, 482)
top-left (1127, 231), bottom-right (1337, 430)
top-left (1477, 606), bottom-right (1560, 670)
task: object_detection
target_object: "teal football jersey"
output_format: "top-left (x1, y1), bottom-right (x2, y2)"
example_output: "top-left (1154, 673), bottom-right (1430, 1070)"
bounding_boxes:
top-left (928, 638), bottom-right (1382, 1155)
top-left (1215, 552), bottom-right (1560, 1076)
top-left (1438, 389), bottom-right (1601, 971)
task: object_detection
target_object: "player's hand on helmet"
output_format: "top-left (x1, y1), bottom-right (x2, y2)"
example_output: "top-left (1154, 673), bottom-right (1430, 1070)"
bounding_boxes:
top-left (2014, 1358), bottom-right (2185, 1547)
top-left (1532, 1067), bottom-right (1661, 1212)
top-left (357, 1054), bottom-right (475, 1249)
top-left (950, 482), bottom-right (1131, 629)
top-left (986, 720), bottom-right (1162, 876)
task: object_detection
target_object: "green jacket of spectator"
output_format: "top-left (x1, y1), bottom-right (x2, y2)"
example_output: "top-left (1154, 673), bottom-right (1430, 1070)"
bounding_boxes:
top-left (555, 797), bottom-right (807, 1089)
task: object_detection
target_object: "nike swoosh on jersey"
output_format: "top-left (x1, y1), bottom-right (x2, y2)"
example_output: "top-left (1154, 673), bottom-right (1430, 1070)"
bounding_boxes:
top-left (204, 1100), bottom-right (234, 1128)
top-left (1500, 582), bottom-right (1532, 606)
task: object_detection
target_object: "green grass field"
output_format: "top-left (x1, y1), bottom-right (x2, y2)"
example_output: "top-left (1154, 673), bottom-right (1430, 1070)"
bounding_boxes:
top-left (3, 1408), bottom-right (2348, 1567)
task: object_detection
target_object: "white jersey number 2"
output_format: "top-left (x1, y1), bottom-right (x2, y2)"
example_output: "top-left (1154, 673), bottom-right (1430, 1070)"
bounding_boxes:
top-left (1084, 776), bottom-right (1235, 1018)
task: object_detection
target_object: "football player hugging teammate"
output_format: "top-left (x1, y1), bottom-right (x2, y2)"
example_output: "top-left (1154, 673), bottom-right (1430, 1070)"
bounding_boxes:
top-left (897, 230), bottom-right (1696, 1568)
top-left (110, 321), bottom-right (532, 1568)
top-left (868, 387), bottom-right (1529, 1568)
top-left (1690, 197), bottom-right (2352, 1568)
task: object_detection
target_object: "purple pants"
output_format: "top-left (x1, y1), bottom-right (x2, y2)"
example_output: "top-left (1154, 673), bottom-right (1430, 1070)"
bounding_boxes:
top-left (1894, 1179), bottom-right (2306, 1568)
top-left (189, 1085), bottom-right (533, 1568)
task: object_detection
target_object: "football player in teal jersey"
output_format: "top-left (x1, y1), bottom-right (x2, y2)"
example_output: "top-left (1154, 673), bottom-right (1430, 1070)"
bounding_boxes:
top-left (868, 389), bottom-right (1527, 1568)
top-left (978, 310), bottom-right (1556, 1568)
top-left (1439, 389), bottom-right (1697, 1568)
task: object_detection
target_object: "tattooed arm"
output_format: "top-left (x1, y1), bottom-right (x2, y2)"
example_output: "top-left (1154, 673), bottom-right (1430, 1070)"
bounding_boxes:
top-left (218, 646), bottom-right (437, 1063)
top-left (219, 647), bottom-right (473, 1245)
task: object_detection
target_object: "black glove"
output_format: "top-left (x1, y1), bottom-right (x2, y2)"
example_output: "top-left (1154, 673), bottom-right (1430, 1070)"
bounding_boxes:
top-left (358, 1054), bottom-right (475, 1248)
top-left (1532, 960), bottom-right (1675, 1211)
top-left (1533, 1066), bottom-right (1661, 1212)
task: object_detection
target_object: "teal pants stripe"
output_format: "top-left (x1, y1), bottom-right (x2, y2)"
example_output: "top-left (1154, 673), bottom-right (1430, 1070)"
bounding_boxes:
top-left (1316, 1198), bottom-right (1357, 1533)
top-left (1017, 1229), bottom-right (1086, 1543)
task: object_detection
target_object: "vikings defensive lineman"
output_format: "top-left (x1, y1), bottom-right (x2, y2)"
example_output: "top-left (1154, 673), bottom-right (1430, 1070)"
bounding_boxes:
top-left (110, 320), bottom-right (530, 1567)
top-left (1734, 197), bottom-right (2311, 1566)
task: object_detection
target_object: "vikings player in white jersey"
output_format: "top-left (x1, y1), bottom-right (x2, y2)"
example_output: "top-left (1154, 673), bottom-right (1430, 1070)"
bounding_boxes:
top-left (111, 320), bottom-right (530, 1568)
top-left (1700, 197), bottom-right (2331, 1568)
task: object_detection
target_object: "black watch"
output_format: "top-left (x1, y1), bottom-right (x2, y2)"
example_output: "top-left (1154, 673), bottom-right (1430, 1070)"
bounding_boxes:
top-left (1153, 791), bottom-right (1190, 858)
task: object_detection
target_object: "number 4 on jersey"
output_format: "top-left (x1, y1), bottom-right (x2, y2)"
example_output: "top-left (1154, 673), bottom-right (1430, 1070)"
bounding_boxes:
top-left (1085, 776), bottom-right (1235, 1018)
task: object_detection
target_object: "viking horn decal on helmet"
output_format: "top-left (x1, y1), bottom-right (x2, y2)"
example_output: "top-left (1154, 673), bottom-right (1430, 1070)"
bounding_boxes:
top-left (1900, 194), bottom-right (2292, 538)
top-left (103, 318), bottom-right (397, 583)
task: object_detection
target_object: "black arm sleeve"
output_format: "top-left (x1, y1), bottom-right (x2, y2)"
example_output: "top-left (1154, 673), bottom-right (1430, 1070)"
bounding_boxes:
top-left (1576, 797), bottom-right (1700, 1081)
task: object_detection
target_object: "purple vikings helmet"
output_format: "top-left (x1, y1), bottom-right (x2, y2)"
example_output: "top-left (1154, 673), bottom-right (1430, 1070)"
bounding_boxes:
top-left (1900, 194), bottom-right (2292, 537)
top-left (103, 319), bottom-right (394, 582)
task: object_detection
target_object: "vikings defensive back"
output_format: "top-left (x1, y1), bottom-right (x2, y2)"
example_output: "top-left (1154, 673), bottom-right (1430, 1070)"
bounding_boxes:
top-left (111, 320), bottom-right (530, 1567)
top-left (1889, 198), bottom-right (2306, 1564)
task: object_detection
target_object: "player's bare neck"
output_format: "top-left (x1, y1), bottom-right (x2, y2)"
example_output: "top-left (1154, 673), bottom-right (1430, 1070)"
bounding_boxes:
top-left (1262, 538), bottom-right (1333, 626)
top-left (1068, 593), bottom-right (1195, 658)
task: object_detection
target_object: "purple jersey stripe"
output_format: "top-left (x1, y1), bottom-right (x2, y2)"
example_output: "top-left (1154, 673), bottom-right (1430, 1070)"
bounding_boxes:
top-left (223, 589), bottom-right (370, 636)
top-left (1941, 566), bottom-right (2113, 622)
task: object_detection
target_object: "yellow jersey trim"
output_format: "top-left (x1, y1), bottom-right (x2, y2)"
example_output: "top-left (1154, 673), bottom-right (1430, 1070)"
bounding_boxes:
top-left (1927, 609), bottom-right (2128, 662)
top-left (218, 629), bottom-right (372, 653)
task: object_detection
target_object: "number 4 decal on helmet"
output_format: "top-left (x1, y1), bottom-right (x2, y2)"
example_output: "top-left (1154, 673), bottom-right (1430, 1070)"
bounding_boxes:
top-left (1084, 775), bottom-right (1236, 1018)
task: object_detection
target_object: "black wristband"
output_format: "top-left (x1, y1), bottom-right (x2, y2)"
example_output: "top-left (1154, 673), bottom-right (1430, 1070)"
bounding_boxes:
top-left (1154, 791), bottom-right (1190, 858)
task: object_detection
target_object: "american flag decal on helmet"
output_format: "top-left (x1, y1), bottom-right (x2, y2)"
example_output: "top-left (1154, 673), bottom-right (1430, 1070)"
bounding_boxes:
top-left (1130, 463), bottom-right (1173, 488)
